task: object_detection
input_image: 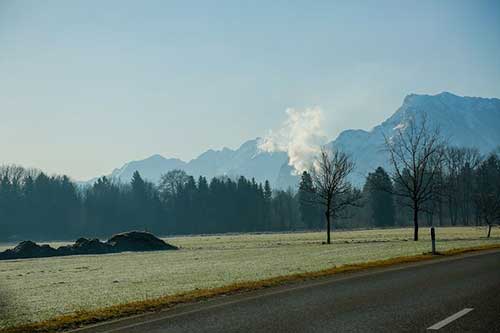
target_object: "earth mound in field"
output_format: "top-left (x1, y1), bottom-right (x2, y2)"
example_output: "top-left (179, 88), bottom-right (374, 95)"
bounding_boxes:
top-left (0, 241), bottom-right (59, 260)
top-left (107, 231), bottom-right (178, 252)
top-left (57, 237), bottom-right (113, 256)
top-left (0, 231), bottom-right (177, 260)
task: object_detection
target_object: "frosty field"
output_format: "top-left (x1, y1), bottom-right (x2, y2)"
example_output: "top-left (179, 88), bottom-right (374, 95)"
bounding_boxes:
top-left (0, 227), bottom-right (499, 329)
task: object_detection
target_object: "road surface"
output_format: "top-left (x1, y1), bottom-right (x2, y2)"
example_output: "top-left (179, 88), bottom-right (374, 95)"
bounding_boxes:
top-left (71, 249), bottom-right (500, 332)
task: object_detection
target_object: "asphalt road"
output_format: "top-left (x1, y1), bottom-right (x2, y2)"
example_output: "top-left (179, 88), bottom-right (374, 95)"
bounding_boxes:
top-left (71, 249), bottom-right (500, 333)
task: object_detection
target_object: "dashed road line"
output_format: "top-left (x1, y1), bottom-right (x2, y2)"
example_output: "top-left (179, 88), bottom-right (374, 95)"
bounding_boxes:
top-left (427, 308), bottom-right (474, 330)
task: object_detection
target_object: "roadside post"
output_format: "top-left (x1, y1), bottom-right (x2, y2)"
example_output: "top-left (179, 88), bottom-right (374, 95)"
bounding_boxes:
top-left (430, 227), bottom-right (436, 255)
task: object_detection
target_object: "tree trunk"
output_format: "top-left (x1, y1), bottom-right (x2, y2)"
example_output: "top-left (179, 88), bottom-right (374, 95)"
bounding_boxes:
top-left (413, 208), bottom-right (419, 241)
top-left (326, 212), bottom-right (331, 244)
top-left (487, 224), bottom-right (492, 238)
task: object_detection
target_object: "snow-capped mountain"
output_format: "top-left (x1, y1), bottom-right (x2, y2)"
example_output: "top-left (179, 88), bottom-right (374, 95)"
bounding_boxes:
top-left (94, 139), bottom-right (288, 187)
top-left (84, 92), bottom-right (500, 189)
top-left (329, 92), bottom-right (500, 186)
top-left (185, 139), bottom-right (288, 185)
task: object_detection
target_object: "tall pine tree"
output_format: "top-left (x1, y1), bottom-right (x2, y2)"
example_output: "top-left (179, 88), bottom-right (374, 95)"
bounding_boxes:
top-left (298, 171), bottom-right (320, 229)
top-left (363, 167), bottom-right (395, 227)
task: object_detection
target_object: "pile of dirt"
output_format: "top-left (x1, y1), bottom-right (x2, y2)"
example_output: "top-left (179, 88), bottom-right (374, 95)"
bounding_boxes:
top-left (0, 231), bottom-right (177, 260)
top-left (0, 241), bottom-right (59, 260)
top-left (58, 238), bottom-right (113, 256)
top-left (107, 231), bottom-right (177, 252)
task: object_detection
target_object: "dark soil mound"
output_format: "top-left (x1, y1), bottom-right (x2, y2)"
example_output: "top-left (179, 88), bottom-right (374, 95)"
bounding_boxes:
top-left (0, 240), bottom-right (58, 260)
top-left (73, 238), bottom-right (112, 254)
top-left (0, 231), bottom-right (177, 260)
top-left (107, 231), bottom-right (178, 252)
top-left (58, 238), bottom-right (112, 256)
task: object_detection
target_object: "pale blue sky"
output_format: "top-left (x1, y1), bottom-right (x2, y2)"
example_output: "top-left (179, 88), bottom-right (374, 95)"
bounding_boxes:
top-left (1, 0), bottom-right (499, 180)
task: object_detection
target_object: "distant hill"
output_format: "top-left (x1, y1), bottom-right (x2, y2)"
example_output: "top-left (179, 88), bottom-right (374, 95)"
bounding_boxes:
top-left (84, 92), bottom-right (500, 189)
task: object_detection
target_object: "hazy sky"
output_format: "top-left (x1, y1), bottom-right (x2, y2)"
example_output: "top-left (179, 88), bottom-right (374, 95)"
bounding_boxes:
top-left (1, 0), bottom-right (499, 180)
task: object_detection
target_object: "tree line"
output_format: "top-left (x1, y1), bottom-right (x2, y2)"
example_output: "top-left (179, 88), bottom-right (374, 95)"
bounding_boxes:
top-left (0, 167), bottom-right (302, 241)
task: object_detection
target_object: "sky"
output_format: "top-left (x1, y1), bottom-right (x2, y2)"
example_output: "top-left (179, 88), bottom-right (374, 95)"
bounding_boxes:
top-left (1, 0), bottom-right (499, 180)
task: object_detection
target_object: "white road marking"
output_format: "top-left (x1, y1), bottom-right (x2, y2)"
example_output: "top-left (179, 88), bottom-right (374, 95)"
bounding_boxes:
top-left (427, 308), bottom-right (474, 330)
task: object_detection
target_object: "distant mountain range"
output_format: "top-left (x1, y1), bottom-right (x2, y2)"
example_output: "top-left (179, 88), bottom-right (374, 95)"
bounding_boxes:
top-left (87, 139), bottom-right (289, 188)
top-left (84, 92), bottom-right (500, 188)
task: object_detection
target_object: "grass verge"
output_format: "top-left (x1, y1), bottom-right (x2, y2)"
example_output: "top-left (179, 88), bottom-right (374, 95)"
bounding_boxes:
top-left (2, 243), bottom-right (500, 333)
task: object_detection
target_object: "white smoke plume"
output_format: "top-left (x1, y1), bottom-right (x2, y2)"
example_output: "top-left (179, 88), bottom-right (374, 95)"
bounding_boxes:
top-left (259, 107), bottom-right (328, 174)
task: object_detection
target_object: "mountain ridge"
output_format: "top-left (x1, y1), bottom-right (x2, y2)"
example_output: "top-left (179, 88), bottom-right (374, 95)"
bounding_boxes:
top-left (83, 92), bottom-right (500, 188)
top-left (329, 91), bottom-right (500, 185)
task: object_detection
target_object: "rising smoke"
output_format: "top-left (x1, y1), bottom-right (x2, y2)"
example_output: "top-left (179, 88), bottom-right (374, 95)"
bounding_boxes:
top-left (259, 107), bottom-right (328, 174)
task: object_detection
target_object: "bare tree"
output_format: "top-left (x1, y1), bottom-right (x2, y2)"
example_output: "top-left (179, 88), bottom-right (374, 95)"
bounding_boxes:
top-left (384, 115), bottom-right (446, 241)
top-left (443, 147), bottom-right (482, 225)
top-left (309, 147), bottom-right (360, 244)
top-left (473, 154), bottom-right (500, 238)
top-left (0, 164), bottom-right (27, 183)
top-left (158, 169), bottom-right (190, 202)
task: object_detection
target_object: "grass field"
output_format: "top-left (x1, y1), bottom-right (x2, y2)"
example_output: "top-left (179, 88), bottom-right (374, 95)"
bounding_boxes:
top-left (0, 226), bottom-right (499, 329)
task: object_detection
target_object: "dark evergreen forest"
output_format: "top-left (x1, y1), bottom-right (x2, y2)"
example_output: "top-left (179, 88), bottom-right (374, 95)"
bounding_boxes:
top-left (0, 147), bottom-right (499, 241)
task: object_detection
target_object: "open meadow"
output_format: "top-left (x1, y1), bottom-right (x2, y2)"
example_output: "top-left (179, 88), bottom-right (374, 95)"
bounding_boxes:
top-left (1, 226), bottom-right (499, 329)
